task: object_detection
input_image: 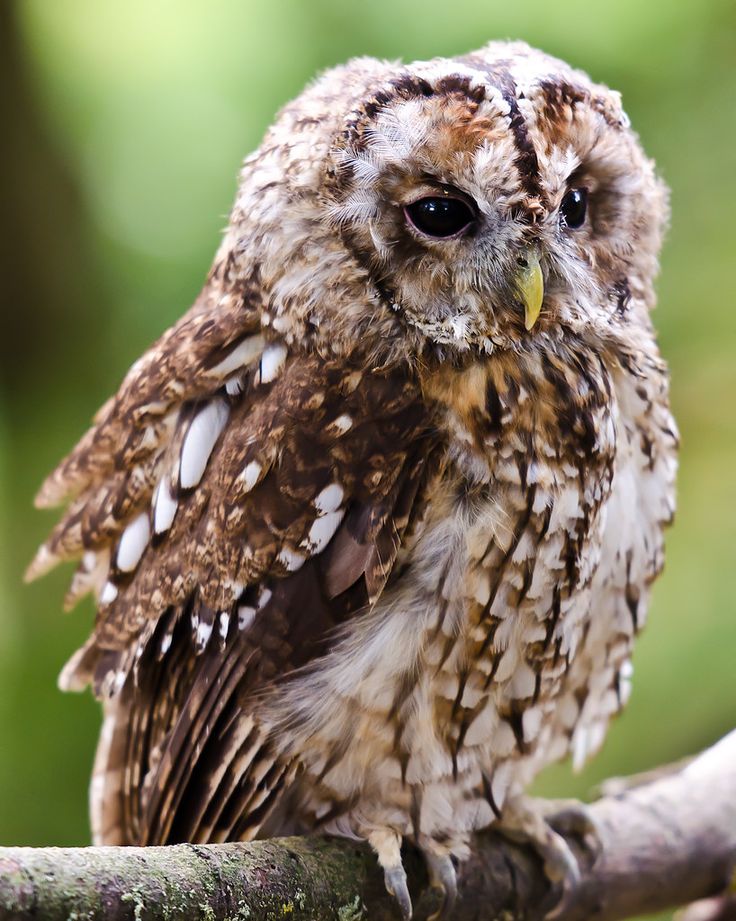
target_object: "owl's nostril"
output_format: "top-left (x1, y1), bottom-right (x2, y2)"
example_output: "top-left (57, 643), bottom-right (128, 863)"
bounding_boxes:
top-left (517, 255), bottom-right (529, 269)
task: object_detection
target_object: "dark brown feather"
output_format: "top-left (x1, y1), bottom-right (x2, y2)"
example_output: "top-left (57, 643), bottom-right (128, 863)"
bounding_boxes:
top-left (53, 341), bottom-right (441, 844)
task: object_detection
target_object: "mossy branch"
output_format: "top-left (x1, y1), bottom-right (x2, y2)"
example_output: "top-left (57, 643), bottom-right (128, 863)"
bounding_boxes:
top-left (0, 731), bottom-right (734, 921)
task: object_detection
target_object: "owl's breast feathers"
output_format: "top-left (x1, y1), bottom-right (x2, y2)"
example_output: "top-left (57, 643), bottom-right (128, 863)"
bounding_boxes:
top-left (272, 333), bottom-right (676, 839)
top-left (29, 290), bottom-right (676, 844)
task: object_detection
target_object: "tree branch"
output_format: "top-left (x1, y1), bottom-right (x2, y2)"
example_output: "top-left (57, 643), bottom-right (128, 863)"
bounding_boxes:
top-left (1, 731), bottom-right (734, 921)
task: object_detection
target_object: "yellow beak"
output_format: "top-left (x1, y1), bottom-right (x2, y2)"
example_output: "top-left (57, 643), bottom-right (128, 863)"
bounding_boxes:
top-left (514, 251), bottom-right (544, 330)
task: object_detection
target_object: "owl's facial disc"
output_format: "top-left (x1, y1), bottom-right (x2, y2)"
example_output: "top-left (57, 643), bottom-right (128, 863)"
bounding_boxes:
top-left (401, 191), bottom-right (544, 331)
top-left (317, 44), bottom-right (667, 354)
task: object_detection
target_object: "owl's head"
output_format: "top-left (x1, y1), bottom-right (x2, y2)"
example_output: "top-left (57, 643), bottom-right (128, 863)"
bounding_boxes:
top-left (226, 42), bottom-right (668, 362)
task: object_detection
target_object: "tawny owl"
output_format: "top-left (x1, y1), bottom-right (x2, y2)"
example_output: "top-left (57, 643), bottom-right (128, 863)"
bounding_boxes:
top-left (29, 41), bottom-right (677, 917)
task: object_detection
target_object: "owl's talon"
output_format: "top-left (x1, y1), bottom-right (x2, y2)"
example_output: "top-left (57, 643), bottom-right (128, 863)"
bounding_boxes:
top-left (370, 829), bottom-right (413, 919)
top-left (422, 849), bottom-right (457, 921)
top-left (495, 795), bottom-right (586, 919)
top-left (540, 839), bottom-right (581, 920)
top-left (384, 865), bottom-right (413, 921)
top-left (545, 800), bottom-right (604, 861)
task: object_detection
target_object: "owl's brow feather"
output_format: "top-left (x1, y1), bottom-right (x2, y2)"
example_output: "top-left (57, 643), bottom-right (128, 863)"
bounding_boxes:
top-left (338, 59), bottom-right (551, 219)
top-left (457, 55), bottom-right (542, 201)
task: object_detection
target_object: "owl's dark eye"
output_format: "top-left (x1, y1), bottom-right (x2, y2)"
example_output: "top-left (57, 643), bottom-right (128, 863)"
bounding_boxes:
top-left (560, 188), bottom-right (588, 229)
top-left (404, 196), bottom-right (476, 238)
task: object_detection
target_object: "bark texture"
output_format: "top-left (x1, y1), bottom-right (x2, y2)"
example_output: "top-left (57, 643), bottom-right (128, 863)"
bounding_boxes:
top-left (0, 731), bottom-right (734, 921)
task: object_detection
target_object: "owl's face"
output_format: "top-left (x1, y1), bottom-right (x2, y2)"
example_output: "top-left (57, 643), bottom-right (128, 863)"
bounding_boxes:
top-left (231, 42), bottom-right (667, 361)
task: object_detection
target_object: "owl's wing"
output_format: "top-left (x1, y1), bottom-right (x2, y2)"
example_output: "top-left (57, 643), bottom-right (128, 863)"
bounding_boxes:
top-left (29, 292), bottom-right (441, 845)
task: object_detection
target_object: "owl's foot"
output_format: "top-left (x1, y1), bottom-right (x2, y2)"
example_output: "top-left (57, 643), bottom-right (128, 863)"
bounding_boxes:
top-left (543, 798), bottom-right (603, 862)
top-left (418, 839), bottom-right (458, 921)
top-left (496, 795), bottom-right (600, 918)
top-left (369, 828), bottom-right (412, 920)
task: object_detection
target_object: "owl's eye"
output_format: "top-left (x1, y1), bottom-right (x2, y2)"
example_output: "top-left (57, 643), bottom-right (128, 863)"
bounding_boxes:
top-left (560, 188), bottom-right (588, 229)
top-left (404, 196), bottom-right (476, 239)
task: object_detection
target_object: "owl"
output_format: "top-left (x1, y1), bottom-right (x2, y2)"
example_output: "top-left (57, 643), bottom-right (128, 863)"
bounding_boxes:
top-left (29, 41), bottom-right (677, 918)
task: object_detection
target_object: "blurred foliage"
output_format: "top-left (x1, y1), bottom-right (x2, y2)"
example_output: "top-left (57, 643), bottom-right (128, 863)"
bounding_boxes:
top-left (1, 2), bottom-right (734, 918)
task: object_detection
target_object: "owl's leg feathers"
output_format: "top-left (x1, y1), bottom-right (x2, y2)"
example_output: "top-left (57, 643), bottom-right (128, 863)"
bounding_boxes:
top-left (418, 838), bottom-right (458, 921)
top-left (369, 828), bottom-right (412, 921)
top-left (495, 794), bottom-right (599, 918)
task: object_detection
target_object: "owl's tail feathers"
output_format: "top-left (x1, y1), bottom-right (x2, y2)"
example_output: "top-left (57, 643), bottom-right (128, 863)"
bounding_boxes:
top-left (56, 634), bottom-right (145, 845)
top-left (83, 604), bottom-right (297, 848)
top-left (90, 697), bottom-right (129, 845)
top-left (89, 689), bottom-right (292, 848)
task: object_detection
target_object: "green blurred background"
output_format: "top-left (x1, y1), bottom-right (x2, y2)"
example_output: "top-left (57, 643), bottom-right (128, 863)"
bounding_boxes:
top-left (1, 1), bottom-right (734, 916)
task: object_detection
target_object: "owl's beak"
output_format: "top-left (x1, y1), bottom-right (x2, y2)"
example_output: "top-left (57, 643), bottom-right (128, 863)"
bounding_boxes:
top-left (514, 250), bottom-right (544, 330)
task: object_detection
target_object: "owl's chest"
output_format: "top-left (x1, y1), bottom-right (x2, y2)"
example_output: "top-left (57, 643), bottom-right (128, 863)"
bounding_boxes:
top-left (284, 430), bottom-right (617, 822)
top-left (425, 439), bottom-right (611, 736)
top-left (280, 348), bottom-right (619, 811)
top-left (415, 350), bottom-right (618, 760)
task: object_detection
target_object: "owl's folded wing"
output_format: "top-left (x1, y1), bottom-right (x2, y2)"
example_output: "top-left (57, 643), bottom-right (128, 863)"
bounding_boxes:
top-left (28, 300), bottom-right (442, 844)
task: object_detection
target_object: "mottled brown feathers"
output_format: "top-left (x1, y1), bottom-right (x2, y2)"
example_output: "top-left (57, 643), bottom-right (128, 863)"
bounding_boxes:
top-left (31, 40), bottom-right (675, 889)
